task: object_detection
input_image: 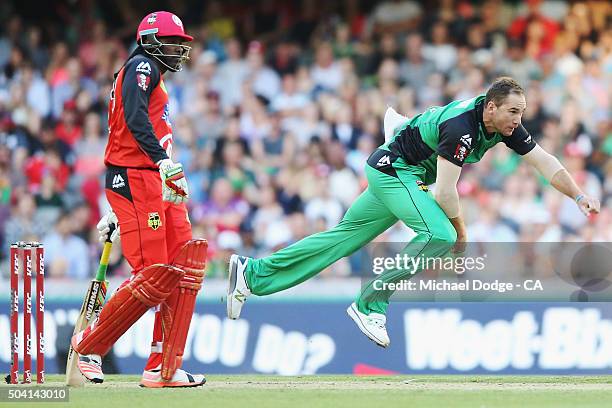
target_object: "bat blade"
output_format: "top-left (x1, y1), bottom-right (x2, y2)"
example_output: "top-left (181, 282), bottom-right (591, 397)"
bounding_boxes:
top-left (65, 226), bottom-right (114, 386)
top-left (65, 279), bottom-right (108, 386)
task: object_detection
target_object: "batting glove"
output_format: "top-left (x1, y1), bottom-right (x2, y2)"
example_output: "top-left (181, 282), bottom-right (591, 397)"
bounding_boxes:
top-left (158, 159), bottom-right (189, 204)
top-left (96, 210), bottom-right (120, 243)
top-left (575, 194), bottom-right (600, 216)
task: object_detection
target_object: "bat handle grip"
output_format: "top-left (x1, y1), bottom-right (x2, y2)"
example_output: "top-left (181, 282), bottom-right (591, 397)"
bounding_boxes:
top-left (96, 225), bottom-right (115, 281)
top-left (106, 223), bottom-right (117, 244)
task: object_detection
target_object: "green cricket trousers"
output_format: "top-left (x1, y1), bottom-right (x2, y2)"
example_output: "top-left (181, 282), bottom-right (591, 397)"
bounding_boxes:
top-left (243, 149), bottom-right (457, 315)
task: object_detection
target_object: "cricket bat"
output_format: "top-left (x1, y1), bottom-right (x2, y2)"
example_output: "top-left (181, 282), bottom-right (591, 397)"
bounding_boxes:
top-left (65, 224), bottom-right (115, 386)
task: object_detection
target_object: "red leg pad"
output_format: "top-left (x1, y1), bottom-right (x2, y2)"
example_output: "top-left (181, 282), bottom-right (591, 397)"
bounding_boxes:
top-left (170, 239), bottom-right (207, 287)
top-left (74, 264), bottom-right (185, 356)
top-left (161, 239), bottom-right (207, 380)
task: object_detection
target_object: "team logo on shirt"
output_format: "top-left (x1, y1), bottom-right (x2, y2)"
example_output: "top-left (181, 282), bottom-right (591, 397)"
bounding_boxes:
top-left (376, 155), bottom-right (391, 167)
top-left (136, 61), bottom-right (151, 75)
top-left (416, 180), bottom-right (429, 192)
top-left (460, 134), bottom-right (472, 149)
top-left (148, 212), bottom-right (162, 230)
top-left (111, 174), bottom-right (125, 189)
top-left (137, 73), bottom-right (150, 91)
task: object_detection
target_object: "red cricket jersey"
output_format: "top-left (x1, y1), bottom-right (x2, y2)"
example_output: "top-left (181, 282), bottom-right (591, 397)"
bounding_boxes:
top-left (104, 52), bottom-right (173, 169)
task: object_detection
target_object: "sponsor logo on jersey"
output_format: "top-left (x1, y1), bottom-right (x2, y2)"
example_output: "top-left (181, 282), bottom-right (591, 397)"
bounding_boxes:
top-left (416, 180), bottom-right (429, 192)
top-left (377, 155), bottom-right (391, 167)
top-left (137, 73), bottom-right (150, 91)
top-left (460, 134), bottom-right (472, 149)
top-left (161, 103), bottom-right (171, 125)
top-left (148, 212), bottom-right (162, 230)
top-left (136, 61), bottom-right (151, 75)
top-left (454, 145), bottom-right (469, 162)
top-left (112, 174), bottom-right (125, 189)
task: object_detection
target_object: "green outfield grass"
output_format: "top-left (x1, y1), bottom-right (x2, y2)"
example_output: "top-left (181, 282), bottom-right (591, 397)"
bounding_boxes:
top-left (2, 375), bottom-right (612, 408)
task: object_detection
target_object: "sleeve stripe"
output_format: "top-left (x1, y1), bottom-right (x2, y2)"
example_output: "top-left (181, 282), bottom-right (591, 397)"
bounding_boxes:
top-left (159, 133), bottom-right (173, 146)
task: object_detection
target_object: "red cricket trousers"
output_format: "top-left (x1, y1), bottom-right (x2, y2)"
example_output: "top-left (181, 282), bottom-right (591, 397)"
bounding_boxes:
top-left (105, 166), bottom-right (192, 272)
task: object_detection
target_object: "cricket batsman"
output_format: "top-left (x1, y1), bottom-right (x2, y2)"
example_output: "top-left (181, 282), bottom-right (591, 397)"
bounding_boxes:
top-left (71, 11), bottom-right (207, 387)
top-left (227, 77), bottom-right (601, 348)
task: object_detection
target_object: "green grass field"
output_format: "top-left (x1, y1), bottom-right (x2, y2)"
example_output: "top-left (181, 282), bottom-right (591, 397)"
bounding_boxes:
top-left (2, 375), bottom-right (612, 408)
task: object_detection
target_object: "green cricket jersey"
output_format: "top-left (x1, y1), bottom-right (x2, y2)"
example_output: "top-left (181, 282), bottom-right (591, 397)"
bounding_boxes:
top-left (368, 94), bottom-right (537, 185)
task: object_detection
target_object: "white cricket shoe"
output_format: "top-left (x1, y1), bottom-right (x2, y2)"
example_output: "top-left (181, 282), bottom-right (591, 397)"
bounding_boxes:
top-left (77, 354), bottom-right (104, 383)
top-left (227, 254), bottom-right (252, 319)
top-left (347, 302), bottom-right (390, 348)
top-left (140, 367), bottom-right (206, 388)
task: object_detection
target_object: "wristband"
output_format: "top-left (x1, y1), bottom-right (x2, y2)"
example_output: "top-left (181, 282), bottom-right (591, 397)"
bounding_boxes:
top-left (575, 194), bottom-right (584, 203)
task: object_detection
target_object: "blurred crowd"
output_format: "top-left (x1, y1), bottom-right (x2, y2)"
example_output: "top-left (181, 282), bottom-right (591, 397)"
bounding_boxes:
top-left (0, 0), bottom-right (610, 280)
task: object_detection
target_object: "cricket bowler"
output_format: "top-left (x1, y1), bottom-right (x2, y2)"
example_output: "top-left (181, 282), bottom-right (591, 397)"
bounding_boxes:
top-left (227, 77), bottom-right (600, 348)
top-left (71, 11), bottom-right (207, 387)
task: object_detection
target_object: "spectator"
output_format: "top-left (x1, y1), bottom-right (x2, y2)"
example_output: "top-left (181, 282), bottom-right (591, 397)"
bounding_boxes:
top-left (3, 193), bottom-right (47, 258)
top-left (311, 42), bottom-right (344, 93)
top-left (271, 73), bottom-right (310, 119)
top-left (51, 57), bottom-right (97, 119)
top-left (499, 38), bottom-right (543, 85)
top-left (326, 141), bottom-right (360, 208)
top-left (399, 32), bottom-right (435, 93)
top-left (304, 178), bottom-right (344, 229)
top-left (73, 112), bottom-right (105, 179)
top-left (507, 0), bottom-right (560, 59)
top-left (468, 206), bottom-right (518, 242)
top-left (286, 103), bottom-right (331, 148)
top-left (245, 41), bottom-right (281, 101)
top-left (24, 146), bottom-right (71, 193)
top-left (20, 62), bottom-right (51, 118)
top-left (369, 0), bottom-right (422, 35)
top-left (192, 177), bottom-right (249, 232)
top-left (422, 21), bottom-right (457, 73)
top-left (331, 104), bottom-right (360, 149)
top-left (216, 37), bottom-right (249, 109)
top-left (42, 211), bottom-right (90, 279)
top-left (55, 100), bottom-right (82, 146)
top-left (251, 113), bottom-right (296, 174)
top-left (252, 185), bottom-right (284, 245)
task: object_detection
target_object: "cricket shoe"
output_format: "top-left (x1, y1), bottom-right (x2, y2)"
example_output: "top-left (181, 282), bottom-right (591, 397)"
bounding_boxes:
top-left (77, 354), bottom-right (104, 383)
top-left (140, 367), bottom-right (206, 388)
top-left (346, 302), bottom-right (390, 348)
top-left (227, 254), bottom-right (251, 319)
top-left (71, 328), bottom-right (105, 383)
